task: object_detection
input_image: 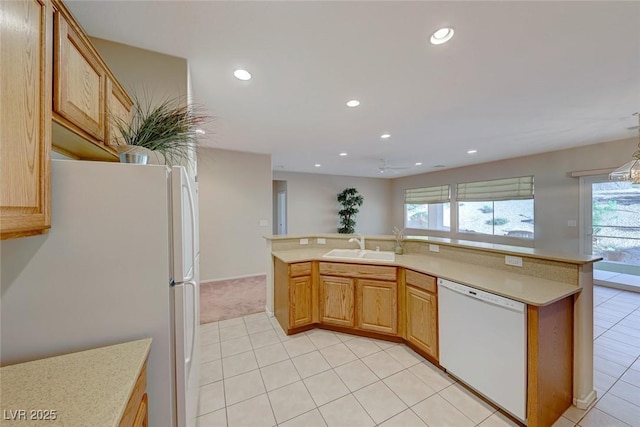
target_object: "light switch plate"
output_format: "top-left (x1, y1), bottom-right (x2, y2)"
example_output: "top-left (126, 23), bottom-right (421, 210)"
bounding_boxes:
top-left (300, 238), bottom-right (309, 245)
top-left (259, 219), bottom-right (268, 227)
top-left (317, 238), bottom-right (326, 244)
top-left (429, 244), bottom-right (440, 252)
top-left (505, 255), bottom-right (523, 267)
top-left (568, 220), bottom-right (577, 227)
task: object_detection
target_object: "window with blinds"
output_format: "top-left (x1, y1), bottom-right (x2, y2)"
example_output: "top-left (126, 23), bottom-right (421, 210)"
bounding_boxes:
top-left (456, 176), bottom-right (534, 201)
top-left (404, 185), bottom-right (451, 230)
top-left (457, 176), bottom-right (534, 239)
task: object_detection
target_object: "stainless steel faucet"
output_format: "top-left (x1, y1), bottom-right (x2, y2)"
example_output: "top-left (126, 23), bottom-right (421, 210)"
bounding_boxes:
top-left (348, 234), bottom-right (365, 251)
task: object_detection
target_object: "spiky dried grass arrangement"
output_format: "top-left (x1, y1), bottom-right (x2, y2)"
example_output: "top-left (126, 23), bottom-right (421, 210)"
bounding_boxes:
top-left (113, 95), bottom-right (211, 166)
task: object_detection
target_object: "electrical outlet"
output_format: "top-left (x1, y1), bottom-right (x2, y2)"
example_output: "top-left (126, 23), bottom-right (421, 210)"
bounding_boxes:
top-left (300, 238), bottom-right (309, 245)
top-left (505, 255), bottom-right (523, 267)
top-left (429, 244), bottom-right (440, 252)
top-left (317, 238), bottom-right (326, 244)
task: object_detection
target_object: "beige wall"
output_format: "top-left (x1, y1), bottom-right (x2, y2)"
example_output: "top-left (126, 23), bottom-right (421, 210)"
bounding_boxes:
top-left (391, 137), bottom-right (636, 253)
top-left (91, 37), bottom-right (188, 105)
top-left (198, 148), bottom-right (272, 281)
top-left (273, 172), bottom-right (392, 235)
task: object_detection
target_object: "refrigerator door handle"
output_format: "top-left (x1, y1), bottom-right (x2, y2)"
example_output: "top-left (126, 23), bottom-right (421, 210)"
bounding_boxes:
top-left (183, 178), bottom-right (197, 282)
top-left (184, 280), bottom-right (198, 366)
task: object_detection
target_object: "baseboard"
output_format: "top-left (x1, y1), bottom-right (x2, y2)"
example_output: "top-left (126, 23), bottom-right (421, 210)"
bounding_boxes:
top-left (573, 389), bottom-right (597, 410)
top-left (201, 272), bottom-right (267, 283)
top-left (264, 306), bottom-right (274, 317)
top-left (594, 279), bottom-right (640, 293)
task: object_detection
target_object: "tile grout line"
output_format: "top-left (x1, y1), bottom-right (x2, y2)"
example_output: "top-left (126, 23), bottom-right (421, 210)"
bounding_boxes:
top-left (579, 287), bottom-right (640, 426)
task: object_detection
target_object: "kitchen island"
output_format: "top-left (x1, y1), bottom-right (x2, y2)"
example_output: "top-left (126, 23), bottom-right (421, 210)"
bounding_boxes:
top-left (265, 234), bottom-right (600, 427)
top-left (0, 338), bottom-right (151, 426)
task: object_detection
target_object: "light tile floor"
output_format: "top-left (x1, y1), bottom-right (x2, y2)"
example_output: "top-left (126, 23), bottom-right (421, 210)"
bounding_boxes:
top-left (196, 286), bottom-right (640, 427)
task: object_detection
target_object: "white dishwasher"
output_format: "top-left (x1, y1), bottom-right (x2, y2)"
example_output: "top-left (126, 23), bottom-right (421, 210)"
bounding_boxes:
top-left (438, 278), bottom-right (527, 423)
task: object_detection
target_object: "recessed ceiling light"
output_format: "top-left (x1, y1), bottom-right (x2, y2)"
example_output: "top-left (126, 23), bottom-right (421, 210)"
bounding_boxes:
top-left (467, 149), bottom-right (477, 154)
top-left (415, 162), bottom-right (423, 166)
top-left (346, 100), bottom-right (360, 108)
top-left (380, 133), bottom-right (391, 139)
top-left (430, 27), bottom-right (454, 45)
top-left (195, 129), bottom-right (206, 135)
top-left (339, 152), bottom-right (348, 157)
top-left (434, 164), bottom-right (446, 168)
top-left (314, 163), bottom-right (321, 167)
top-left (233, 69), bottom-right (252, 80)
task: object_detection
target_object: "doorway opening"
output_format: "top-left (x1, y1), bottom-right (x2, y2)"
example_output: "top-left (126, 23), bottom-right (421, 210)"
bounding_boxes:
top-left (582, 175), bottom-right (640, 291)
top-left (273, 180), bottom-right (287, 235)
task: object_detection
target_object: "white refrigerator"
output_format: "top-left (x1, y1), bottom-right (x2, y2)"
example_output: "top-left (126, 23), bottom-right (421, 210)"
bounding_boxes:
top-left (0, 159), bottom-right (200, 427)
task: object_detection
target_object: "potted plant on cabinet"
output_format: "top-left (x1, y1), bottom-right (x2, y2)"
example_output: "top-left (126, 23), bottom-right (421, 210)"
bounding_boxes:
top-left (113, 96), bottom-right (211, 165)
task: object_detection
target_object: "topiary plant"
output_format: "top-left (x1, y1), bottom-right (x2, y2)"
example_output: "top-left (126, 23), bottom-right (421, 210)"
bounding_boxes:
top-left (337, 188), bottom-right (364, 234)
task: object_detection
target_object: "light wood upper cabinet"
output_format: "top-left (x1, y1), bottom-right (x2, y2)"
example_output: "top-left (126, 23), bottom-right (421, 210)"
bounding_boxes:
top-left (320, 275), bottom-right (355, 327)
top-left (405, 284), bottom-right (438, 360)
top-left (357, 279), bottom-right (397, 335)
top-left (0, 0), bottom-right (53, 240)
top-left (48, 0), bottom-right (131, 160)
top-left (53, 5), bottom-right (106, 142)
top-left (106, 77), bottom-right (133, 147)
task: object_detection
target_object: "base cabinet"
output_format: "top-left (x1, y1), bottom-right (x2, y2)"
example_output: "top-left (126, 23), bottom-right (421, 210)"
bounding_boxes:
top-left (405, 285), bottom-right (438, 360)
top-left (319, 275), bottom-right (355, 327)
top-left (290, 275), bottom-right (313, 328)
top-left (404, 269), bottom-right (438, 360)
top-left (119, 361), bottom-right (148, 427)
top-left (357, 279), bottom-right (397, 334)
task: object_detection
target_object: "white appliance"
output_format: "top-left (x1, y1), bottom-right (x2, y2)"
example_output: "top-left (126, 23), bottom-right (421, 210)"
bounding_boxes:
top-left (0, 160), bottom-right (200, 427)
top-left (438, 278), bottom-right (527, 423)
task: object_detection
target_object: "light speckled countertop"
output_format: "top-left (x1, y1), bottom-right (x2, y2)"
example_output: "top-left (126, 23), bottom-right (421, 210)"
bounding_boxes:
top-left (0, 338), bottom-right (151, 427)
top-left (272, 249), bottom-right (581, 306)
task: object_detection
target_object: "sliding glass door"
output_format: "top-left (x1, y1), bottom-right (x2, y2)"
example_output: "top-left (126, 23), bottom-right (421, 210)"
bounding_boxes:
top-left (582, 175), bottom-right (640, 277)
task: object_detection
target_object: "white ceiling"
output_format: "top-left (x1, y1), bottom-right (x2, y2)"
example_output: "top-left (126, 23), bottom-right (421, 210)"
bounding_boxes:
top-left (67, 1), bottom-right (640, 178)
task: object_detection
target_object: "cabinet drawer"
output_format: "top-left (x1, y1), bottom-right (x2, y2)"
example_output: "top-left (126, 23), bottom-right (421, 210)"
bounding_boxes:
top-left (405, 269), bottom-right (436, 293)
top-left (119, 362), bottom-right (147, 427)
top-left (319, 262), bottom-right (396, 281)
top-left (290, 262), bottom-right (312, 277)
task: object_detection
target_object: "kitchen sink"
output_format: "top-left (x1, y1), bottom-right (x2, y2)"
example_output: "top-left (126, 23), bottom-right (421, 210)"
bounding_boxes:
top-left (322, 248), bottom-right (395, 262)
top-left (360, 251), bottom-right (395, 261)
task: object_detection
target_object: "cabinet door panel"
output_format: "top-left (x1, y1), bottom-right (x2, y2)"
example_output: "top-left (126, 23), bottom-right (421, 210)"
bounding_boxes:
top-left (54, 9), bottom-right (105, 141)
top-left (289, 276), bottom-right (312, 327)
top-left (0, 0), bottom-right (52, 239)
top-left (357, 279), bottom-right (397, 334)
top-left (106, 77), bottom-right (132, 146)
top-left (406, 285), bottom-right (438, 359)
top-left (320, 276), bottom-right (354, 327)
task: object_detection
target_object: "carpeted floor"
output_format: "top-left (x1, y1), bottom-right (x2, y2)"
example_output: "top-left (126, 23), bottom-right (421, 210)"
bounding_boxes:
top-left (199, 274), bottom-right (266, 324)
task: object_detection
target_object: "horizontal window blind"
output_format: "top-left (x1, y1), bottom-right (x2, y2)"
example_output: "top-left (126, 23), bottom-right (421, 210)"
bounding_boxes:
top-left (405, 185), bottom-right (450, 204)
top-left (456, 176), bottom-right (534, 201)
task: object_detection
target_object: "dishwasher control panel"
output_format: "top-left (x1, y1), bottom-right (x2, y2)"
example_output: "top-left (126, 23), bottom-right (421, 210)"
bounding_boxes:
top-left (437, 278), bottom-right (524, 312)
